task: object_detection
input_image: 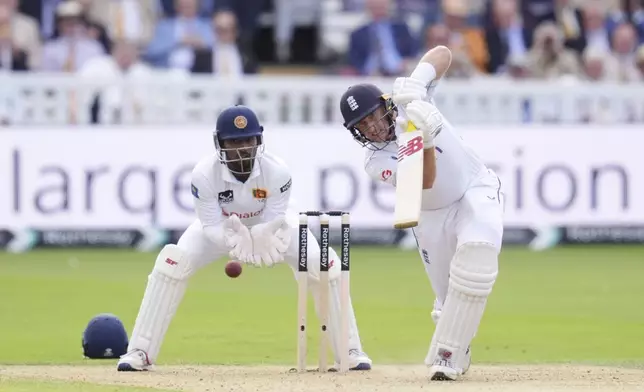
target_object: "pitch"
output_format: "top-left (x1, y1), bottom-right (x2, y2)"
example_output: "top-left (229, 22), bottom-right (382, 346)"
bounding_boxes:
top-left (1, 246), bottom-right (643, 391)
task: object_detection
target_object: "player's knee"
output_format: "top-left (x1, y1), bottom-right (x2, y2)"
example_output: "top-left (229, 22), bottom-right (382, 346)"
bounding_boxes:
top-left (152, 244), bottom-right (194, 281)
top-left (305, 247), bottom-right (341, 282)
top-left (449, 242), bottom-right (498, 297)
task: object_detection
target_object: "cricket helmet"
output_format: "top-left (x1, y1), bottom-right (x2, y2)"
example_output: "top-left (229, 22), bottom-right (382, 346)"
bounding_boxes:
top-left (339, 83), bottom-right (397, 150)
top-left (214, 105), bottom-right (265, 177)
top-left (82, 313), bottom-right (129, 359)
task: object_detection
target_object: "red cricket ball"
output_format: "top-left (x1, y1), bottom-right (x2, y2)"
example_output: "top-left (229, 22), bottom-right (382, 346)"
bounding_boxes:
top-left (225, 260), bottom-right (242, 278)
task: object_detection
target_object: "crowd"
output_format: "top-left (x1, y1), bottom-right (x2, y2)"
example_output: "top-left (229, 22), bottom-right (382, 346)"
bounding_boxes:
top-left (1, 0), bottom-right (642, 81)
top-left (0, 0), bottom-right (641, 125)
top-left (342, 0), bottom-right (644, 82)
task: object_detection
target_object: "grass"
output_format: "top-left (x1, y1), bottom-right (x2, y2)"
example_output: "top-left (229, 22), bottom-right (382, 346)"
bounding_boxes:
top-left (0, 245), bottom-right (643, 368)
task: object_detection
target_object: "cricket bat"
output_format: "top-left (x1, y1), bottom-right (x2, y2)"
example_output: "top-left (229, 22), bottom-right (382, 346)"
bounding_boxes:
top-left (393, 120), bottom-right (424, 229)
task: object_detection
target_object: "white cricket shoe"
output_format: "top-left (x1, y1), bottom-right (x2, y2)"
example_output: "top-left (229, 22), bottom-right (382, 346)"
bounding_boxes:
top-left (428, 347), bottom-right (460, 381)
top-left (117, 349), bottom-right (152, 371)
top-left (334, 349), bottom-right (372, 371)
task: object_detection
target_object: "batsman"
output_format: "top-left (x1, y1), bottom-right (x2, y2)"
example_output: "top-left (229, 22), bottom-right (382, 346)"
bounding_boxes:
top-left (117, 105), bottom-right (372, 372)
top-left (340, 46), bottom-right (504, 381)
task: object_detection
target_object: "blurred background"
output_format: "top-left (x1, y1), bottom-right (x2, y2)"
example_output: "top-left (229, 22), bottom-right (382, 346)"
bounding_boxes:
top-left (0, 0), bottom-right (643, 250)
top-left (0, 0), bottom-right (643, 125)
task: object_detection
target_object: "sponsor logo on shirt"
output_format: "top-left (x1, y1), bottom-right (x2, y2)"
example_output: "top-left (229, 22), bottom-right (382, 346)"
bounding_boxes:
top-left (222, 209), bottom-right (263, 219)
top-left (280, 178), bottom-right (292, 193)
top-left (252, 188), bottom-right (267, 199)
top-left (218, 190), bottom-right (234, 204)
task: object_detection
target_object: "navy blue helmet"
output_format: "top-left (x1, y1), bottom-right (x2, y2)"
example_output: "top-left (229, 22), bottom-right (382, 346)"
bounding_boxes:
top-left (214, 105), bottom-right (265, 179)
top-left (340, 83), bottom-right (397, 150)
top-left (82, 313), bottom-right (128, 359)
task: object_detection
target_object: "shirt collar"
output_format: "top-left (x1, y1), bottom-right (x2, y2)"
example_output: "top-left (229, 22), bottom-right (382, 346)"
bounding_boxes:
top-left (218, 159), bottom-right (261, 184)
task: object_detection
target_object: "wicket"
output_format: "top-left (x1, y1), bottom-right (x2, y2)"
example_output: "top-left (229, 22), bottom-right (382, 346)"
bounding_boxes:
top-left (296, 211), bottom-right (351, 373)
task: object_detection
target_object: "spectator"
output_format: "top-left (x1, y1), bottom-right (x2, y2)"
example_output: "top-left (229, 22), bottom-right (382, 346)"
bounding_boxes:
top-left (485, 0), bottom-right (532, 74)
top-left (636, 43), bottom-right (644, 76)
top-left (144, 0), bottom-right (214, 69)
top-left (581, 1), bottom-right (611, 53)
top-left (72, 0), bottom-right (111, 53)
top-left (78, 39), bottom-right (155, 123)
top-left (19, 0), bottom-right (64, 40)
top-left (606, 22), bottom-right (641, 81)
top-left (422, 23), bottom-right (479, 79)
top-left (347, 0), bottom-right (417, 76)
top-left (522, 0), bottom-right (556, 31)
top-left (396, 0), bottom-right (441, 25)
top-left (526, 21), bottom-right (580, 79)
top-left (158, 0), bottom-right (215, 18)
top-left (0, 3), bottom-right (27, 71)
top-left (0, 0), bottom-right (41, 69)
top-left (581, 46), bottom-right (612, 81)
top-left (191, 10), bottom-right (258, 76)
top-left (78, 0), bottom-right (158, 50)
top-left (501, 53), bottom-right (531, 79)
top-left (41, 1), bottom-right (104, 72)
top-left (442, 0), bottom-right (488, 72)
top-left (606, 0), bottom-right (644, 45)
top-left (555, 0), bottom-right (585, 54)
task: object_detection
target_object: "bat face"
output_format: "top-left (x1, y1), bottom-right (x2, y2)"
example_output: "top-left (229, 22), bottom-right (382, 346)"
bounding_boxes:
top-left (393, 125), bottom-right (424, 229)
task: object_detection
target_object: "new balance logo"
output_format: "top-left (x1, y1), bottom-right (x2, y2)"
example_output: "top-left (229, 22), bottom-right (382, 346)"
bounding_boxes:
top-left (347, 96), bottom-right (359, 111)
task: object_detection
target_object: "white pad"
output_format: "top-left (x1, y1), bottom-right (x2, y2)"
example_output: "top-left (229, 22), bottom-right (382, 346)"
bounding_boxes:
top-left (425, 242), bottom-right (498, 370)
top-left (127, 244), bottom-right (192, 363)
top-left (308, 247), bottom-right (363, 364)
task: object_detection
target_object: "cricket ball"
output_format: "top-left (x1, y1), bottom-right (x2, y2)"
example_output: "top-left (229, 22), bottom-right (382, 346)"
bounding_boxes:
top-left (225, 261), bottom-right (242, 278)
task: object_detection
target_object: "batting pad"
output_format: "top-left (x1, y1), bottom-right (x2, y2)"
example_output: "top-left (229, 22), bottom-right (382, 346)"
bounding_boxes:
top-left (425, 242), bottom-right (498, 369)
top-left (128, 244), bottom-right (192, 363)
top-left (309, 275), bottom-right (362, 363)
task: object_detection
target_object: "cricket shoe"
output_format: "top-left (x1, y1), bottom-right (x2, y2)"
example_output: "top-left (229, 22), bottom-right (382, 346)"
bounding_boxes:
top-left (334, 349), bottom-right (372, 371)
top-left (117, 349), bottom-right (152, 371)
top-left (428, 347), bottom-right (460, 381)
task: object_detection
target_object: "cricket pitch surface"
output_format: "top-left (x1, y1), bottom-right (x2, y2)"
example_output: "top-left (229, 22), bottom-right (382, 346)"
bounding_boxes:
top-left (1, 364), bottom-right (643, 391)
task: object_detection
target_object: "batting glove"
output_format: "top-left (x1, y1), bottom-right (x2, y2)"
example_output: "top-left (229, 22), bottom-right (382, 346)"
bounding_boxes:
top-left (405, 100), bottom-right (442, 149)
top-left (392, 77), bottom-right (428, 108)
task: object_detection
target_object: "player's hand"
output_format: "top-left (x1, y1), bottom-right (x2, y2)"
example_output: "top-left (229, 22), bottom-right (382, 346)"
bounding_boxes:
top-left (223, 215), bottom-right (255, 266)
top-left (392, 77), bottom-right (428, 107)
top-left (406, 100), bottom-right (442, 149)
top-left (249, 216), bottom-right (291, 267)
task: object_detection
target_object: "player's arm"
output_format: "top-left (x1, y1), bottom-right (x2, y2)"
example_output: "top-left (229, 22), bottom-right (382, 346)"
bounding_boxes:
top-left (262, 173), bottom-right (292, 222)
top-left (422, 147), bottom-right (436, 189)
top-left (248, 170), bottom-right (293, 266)
top-left (190, 170), bottom-right (228, 245)
top-left (394, 46), bottom-right (452, 106)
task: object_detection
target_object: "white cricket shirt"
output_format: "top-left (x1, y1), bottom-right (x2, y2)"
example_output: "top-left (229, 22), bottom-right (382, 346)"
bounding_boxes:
top-left (364, 111), bottom-right (486, 211)
top-left (190, 151), bottom-right (293, 243)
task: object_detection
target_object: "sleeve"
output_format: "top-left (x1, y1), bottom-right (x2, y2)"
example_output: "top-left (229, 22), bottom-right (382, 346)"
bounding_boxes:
top-left (262, 170), bottom-right (293, 222)
top-left (190, 170), bottom-right (227, 245)
top-left (425, 78), bottom-right (440, 103)
top-left (364, 150), bottom-right (397, 187)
